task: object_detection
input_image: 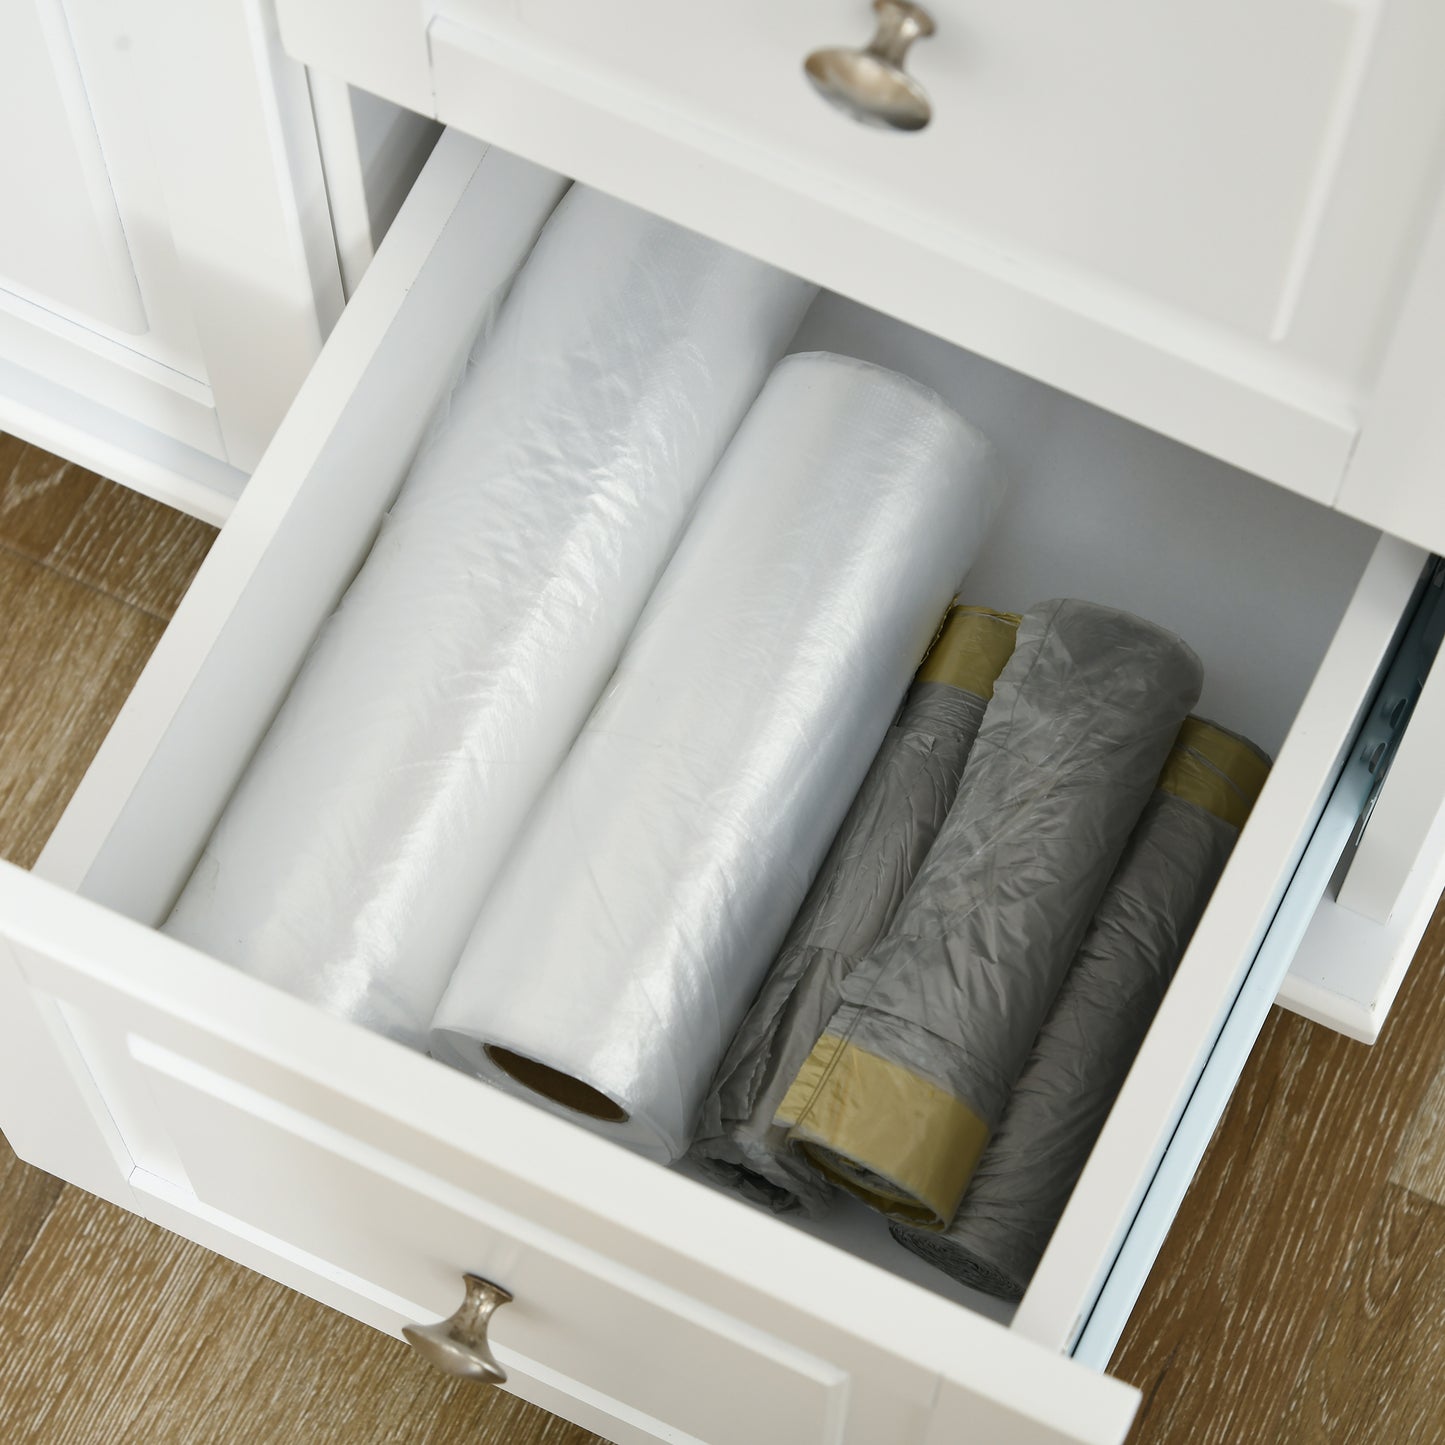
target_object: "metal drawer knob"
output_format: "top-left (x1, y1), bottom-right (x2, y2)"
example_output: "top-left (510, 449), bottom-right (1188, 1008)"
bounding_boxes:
top-left (403, 1273), bottom-right (513, 1385)
top-left (805, 0), bottom-right (936, 132)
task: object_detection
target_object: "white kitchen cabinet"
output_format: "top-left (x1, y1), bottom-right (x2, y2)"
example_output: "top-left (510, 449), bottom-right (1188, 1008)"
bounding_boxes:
top-left (6, 2), bottom-right (1445, 1439)
top-left (0, 0), bottom-right (435, 523)
top-left (1, 0), bottom-right (148, 333)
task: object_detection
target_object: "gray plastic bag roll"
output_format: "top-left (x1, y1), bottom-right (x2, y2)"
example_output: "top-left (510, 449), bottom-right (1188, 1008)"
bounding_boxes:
top-left (431, 352), bottom-right (1007, 1162)
top-left (891, 718), bottom-right (1270, 1297)
top-left (689, 606), bottom-right (1020, 1216)
top-left (164, 183), bottom-right (815, 1049)
top-left (778, 599), bottom-right (1203, 1227)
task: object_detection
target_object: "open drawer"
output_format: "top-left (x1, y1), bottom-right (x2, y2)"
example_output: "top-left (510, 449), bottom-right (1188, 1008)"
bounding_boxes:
top-left (0, 133), bottom-right (1436, 1444)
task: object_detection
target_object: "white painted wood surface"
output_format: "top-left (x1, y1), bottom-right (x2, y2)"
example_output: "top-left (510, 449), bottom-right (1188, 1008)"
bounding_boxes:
top-left (1337, 177), bottom-right (1445, 561)
top-left (0, 0), bottom-right (230, 470)
top-left (0, 301), bottom-right (226, 467)
top-left (0, 367), bottom-right (244, 525)
top-left (0, 0), bottom-right (430, 506)
top-left (0, 862), bottom-right (1139, 1444)
top-left (425, 0), bottom-right (1409, 350)
top-left (274, 0), bottom-right (1445, 521)
top-left (0, 0), bottom-right (338, 471)
top-left (0, 0), bottom-right (146, 331)
top-left (0, 930), bottom-right (140, 1214)
top-left (136, 1040), bottom-right (852, 1445)
top-left (307, 72), bottom-right (379, 297)
top-left (340, 87), bottom-right (440, 248)
top-left (133, 1167), bottom-right (768, 1445)
top-left (120, 0), bottom-right (345, 472)
top-left (1281, 794), bottom-right (1445, 1044)
top-left (309, 73), bottom-right (441, 298)
top-left (56, 0), bottom-right (212, 379)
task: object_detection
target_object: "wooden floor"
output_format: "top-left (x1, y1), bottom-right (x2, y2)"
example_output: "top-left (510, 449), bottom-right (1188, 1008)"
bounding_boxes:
top-left (1, 435), bottom-right (1442, 1443)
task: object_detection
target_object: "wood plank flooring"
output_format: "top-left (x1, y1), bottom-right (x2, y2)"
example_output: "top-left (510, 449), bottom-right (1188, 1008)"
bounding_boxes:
top-left (1, 436), bottom-right (1443, 1443)
top-left (1112, 900), bottom-right (1445, 1443)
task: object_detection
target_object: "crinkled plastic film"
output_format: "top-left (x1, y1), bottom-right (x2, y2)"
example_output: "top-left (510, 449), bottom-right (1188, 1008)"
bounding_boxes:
top-left (431, 353), bottom-right (1007, 1162)
top-left (689, 608), bottom-right (1020, 1215)
top-left (779, 600), bottom-right (1204, 1226)
top-left (164, 185), bottom-right (816, 1048)
top-left (891, 719), bottom-right (1269, 1297)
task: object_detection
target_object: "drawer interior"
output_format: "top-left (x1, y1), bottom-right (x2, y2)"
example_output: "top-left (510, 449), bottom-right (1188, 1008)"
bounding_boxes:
top-left (41, 138), bottom-right (1386, 1346)
top-left (785, 295), bottom-right (1375, 753)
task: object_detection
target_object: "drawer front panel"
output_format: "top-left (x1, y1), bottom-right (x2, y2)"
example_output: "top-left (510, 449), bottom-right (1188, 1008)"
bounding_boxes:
top-left (132, 1040), bottom-right (847, 1445)
top-left (433, 0), bottom-right (1350, 338)
top-left (277, 0), bottom-right (1445, 504)
top-left (0, 868), bottom-right (1136, 1445)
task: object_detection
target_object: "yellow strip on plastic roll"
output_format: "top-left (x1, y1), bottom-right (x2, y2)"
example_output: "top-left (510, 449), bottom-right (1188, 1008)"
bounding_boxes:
top-left (778, 1033), bottom-right (990, 1229)
top-left (1158, 717), bottom-right (1272, 830)
top-left (915, 605), bottom-right (1021, 698)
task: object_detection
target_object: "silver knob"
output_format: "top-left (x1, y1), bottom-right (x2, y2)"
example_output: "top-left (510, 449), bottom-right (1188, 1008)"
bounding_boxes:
top-left (403, 1274), bottom-right (512, 1385)
top-left (805, 0), bottom-right (936, 133)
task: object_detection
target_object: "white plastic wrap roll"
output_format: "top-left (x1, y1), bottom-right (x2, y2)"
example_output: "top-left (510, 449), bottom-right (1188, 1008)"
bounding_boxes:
top-left (163, 184), bottom-right (816, 1050)
top-left (431, 352), bottom-right (1007, 1161)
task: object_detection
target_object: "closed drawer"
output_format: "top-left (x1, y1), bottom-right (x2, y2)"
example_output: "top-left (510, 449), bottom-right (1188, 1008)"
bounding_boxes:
top-left (130, 1038), bottom-right (851, 1445)
top-left (0, 133), bottom-right (1435, 1443)
top-left (274, 0), bottom-right (1445, 522)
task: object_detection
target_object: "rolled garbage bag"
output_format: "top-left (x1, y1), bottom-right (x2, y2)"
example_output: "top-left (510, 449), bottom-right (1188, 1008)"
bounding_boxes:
top-left (689, 606), bottom-right (1020, 1216)
top-left (778, 599), bottom-right (1204, 1227)
top-left (431, 352), bottom-right (1008, 1161)
top-left (890, 717), bottom-right (1269, 1297)
top-left (164, 184), bottom-right (816, 1049)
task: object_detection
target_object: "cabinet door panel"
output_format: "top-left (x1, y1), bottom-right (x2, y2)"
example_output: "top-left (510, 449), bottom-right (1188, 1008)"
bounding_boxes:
top-left (0, 0), bottom-right (146, 331)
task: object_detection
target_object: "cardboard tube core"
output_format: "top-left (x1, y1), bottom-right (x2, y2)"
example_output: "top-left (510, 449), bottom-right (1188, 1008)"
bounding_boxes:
top-left (485, 1046), bottom-right (630, 1123)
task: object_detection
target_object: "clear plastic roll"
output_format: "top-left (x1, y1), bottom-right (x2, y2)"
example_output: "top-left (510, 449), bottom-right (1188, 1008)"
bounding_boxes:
top-left (778, 600), bottom-right (1204, 1227)
top-left (163, 184), bottom-right (816, 1050)
top-left (688, 606), bottom-right (1020, 1216)
top-left (430, 352), bottom-right (1007, 1161)
top-left (891, 719), bottom-right (1269, 1298)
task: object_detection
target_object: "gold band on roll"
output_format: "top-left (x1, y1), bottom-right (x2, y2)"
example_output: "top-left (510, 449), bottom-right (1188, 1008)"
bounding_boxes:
top-left (778, 1033), bottom-right (990, 1229)
top-left (1158, 717), bottom-right (1271, 829)
top-left (915, 605), bottom-right (1021, 698)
